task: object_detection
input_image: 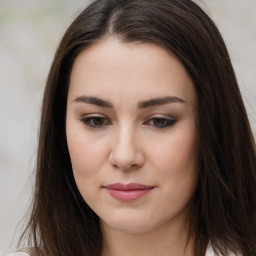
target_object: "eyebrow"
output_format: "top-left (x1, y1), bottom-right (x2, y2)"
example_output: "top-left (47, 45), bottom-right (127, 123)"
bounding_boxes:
top-left (138, 96), bottom-right (185, 108)
top-left (73, 95), bottom-right (185, 108)
top-left (73, 96), bottom-right (113, 108)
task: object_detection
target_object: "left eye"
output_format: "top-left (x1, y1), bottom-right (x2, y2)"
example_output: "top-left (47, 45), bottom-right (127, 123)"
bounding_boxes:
top-left (145, 117), bottom-right (176, 128)
top-left (81, 116), bottom-right (110, 128)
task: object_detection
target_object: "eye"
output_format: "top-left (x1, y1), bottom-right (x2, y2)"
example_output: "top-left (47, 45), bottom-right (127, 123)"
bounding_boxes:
top-left (81, 116), bottom-right (111, 128)
top-left (144, 116), bottom-right (177, 128)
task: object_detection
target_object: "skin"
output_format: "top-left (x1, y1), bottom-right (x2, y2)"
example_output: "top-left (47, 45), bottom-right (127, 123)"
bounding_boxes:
top-left (66, 38), bottom-right (200, 256)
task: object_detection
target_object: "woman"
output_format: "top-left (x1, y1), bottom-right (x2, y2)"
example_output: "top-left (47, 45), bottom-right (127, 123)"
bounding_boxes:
top-left (8, 0), bottom-right (256, 255)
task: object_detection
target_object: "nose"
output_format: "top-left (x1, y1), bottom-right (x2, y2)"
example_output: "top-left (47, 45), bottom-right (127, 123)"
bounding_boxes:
top-left (109, 125), bottom-right (144, 171)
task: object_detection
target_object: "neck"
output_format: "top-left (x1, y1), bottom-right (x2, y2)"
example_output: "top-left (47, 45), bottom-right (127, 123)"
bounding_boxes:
top-left (101, 219), bottom-right (194, 256)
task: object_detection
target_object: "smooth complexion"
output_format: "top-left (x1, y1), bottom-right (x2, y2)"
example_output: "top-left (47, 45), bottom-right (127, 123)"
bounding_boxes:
top-left (66, 38), bottom-right (200, 256)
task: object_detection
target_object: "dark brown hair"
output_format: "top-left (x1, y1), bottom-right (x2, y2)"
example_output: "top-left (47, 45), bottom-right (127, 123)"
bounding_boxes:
top-left (20, 0), bottom-right (256, 255)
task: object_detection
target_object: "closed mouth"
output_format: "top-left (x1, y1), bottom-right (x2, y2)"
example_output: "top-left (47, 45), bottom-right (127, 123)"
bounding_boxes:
top-left (103, 183), bottom-right (155, 202)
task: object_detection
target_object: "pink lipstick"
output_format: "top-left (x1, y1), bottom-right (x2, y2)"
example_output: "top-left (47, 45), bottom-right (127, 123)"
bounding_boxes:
top-left (104, 183), bottom-right (154, 202)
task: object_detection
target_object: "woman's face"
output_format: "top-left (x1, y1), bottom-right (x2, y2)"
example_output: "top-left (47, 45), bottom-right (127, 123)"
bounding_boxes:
top-left (66, 38), bottom-right (200, 234)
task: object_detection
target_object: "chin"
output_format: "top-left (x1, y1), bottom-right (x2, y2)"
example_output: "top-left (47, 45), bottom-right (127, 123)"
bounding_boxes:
top-left (100, 212), bottom-right (165, 234)
top-left (104, 221), bottom-right (154, 234)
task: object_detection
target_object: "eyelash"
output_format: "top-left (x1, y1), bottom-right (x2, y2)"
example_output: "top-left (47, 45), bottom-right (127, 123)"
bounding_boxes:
top-left (81, 115), bottom-right (177, 129)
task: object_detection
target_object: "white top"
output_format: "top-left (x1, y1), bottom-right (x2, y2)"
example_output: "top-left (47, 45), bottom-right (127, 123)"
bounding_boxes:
top-left (4, 251), bottom-right (215, 256)
top-left (5, 253), bottom-right (30, 256)
top-left (4, 247), bottom-right (235, 256)
top-left (5, 253), bottom-right (215, 256)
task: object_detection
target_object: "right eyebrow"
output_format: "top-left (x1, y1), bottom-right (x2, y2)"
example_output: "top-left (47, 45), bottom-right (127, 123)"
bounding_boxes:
top-left (72, 96), bottom-right (113, 108)
top-left (138, 96), bottom-right (185, 109)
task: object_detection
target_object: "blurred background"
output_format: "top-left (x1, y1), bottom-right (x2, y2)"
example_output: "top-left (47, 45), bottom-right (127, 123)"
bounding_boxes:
top-left (0, 0), bottom-right (255, 254)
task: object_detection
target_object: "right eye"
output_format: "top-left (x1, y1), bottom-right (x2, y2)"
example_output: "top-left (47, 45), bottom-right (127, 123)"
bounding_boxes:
top-left (81, 116), bottom-right (111, 128)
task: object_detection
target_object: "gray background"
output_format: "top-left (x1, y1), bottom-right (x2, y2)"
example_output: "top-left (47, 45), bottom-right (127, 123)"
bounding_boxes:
top-left (0, 0), bottom-right (255, 254)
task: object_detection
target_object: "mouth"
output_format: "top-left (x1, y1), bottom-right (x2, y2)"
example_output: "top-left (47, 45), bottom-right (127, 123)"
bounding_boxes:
top-left (103, 183), bottom-right (155, 202)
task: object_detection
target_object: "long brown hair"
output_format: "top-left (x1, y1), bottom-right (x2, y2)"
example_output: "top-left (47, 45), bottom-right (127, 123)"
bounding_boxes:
top-left (19, 0), bottom-right (256, 255)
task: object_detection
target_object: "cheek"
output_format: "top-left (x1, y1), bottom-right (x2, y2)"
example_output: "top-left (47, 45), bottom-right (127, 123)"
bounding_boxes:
top-left (152, 129), bottom-right (199, 171)
top-left (66, 126), bottom-right (109, 180)
top-left (148, 126), bottom-right (200, 196)
top-left (67, 135), bottom-right (107, 205)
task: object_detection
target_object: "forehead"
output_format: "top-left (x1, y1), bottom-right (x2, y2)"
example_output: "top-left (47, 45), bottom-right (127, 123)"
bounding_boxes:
top-left (68, 38), bottom-right (196, 105)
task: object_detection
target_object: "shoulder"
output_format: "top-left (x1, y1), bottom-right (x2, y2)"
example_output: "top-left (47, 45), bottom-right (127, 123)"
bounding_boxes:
top-left (4, 248), bottom-right (36, 256)
top-left (205, 247), bottom-right (214, 256)
top-left (206, 246), bottom-right (241, 256)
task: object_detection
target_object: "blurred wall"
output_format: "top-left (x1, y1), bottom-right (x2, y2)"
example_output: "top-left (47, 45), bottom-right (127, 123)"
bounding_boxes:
top-left (0, 1), bottom-right (90, 254)
top-left (0, 0), bottom-right (255, 254)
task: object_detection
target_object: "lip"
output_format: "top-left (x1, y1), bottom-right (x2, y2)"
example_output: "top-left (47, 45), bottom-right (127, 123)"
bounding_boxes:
top-left (104, 183), bottom-right (154, 202)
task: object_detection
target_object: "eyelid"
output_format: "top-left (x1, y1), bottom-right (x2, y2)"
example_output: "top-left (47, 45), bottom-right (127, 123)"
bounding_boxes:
top-left (145, 113), bottom-right (176, 121)
top-left (81, 113), bottom-right (106, 118)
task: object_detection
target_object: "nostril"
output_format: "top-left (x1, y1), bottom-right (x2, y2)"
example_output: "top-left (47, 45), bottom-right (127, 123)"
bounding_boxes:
top-left (109, 148), bottom-right (144, 171)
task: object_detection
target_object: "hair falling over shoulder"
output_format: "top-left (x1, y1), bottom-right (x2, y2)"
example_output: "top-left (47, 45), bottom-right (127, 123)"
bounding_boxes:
top-left (19, 0), bottom-right (256, 255)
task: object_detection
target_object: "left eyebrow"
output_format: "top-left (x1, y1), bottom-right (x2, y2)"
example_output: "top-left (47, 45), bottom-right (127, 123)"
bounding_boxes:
top-left (138, 96), bottom-right (185, 109)
top-left (72, 96), bottom-right (113, 108)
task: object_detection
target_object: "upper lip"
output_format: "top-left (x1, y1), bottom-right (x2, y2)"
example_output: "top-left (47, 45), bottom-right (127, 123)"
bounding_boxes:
top-left (104, 183), bottom-right (154, 190)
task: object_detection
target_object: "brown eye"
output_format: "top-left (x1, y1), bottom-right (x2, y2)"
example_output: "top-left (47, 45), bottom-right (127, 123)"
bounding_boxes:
top-left (81, 116), bottom-right (110, 128)
top-left (153, 118), bottom-right (167, 127)
top-left (92, 117), bottom-right (105, 126)
top-left (145, 117), bottom-right (177, 128)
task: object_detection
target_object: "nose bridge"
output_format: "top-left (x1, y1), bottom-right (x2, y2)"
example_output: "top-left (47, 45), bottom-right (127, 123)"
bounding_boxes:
top-left (110, 121), bottom-right (143, 170)
top-left (114, 122), bottom-right (136, 159)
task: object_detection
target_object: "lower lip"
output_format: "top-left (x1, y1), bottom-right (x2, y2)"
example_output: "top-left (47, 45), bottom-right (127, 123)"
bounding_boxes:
top-left (105, 188), bottom-right (153, 202)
